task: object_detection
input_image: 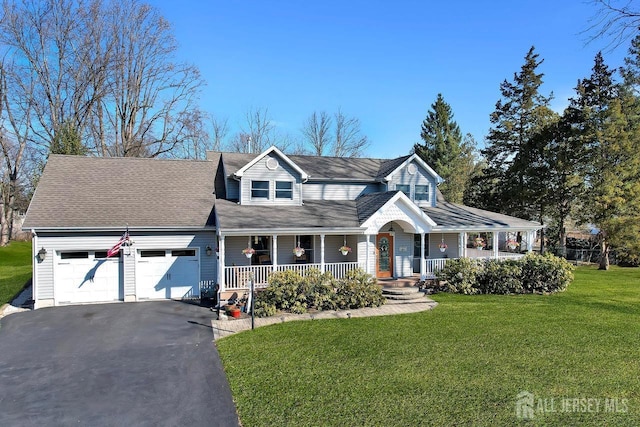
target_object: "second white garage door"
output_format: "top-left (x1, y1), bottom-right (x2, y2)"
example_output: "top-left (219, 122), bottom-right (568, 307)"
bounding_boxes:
top-left (136, 249), bottom-right (199, 300)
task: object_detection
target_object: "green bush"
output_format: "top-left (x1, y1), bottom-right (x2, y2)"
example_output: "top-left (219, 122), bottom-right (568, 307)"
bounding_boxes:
top-left (520, 252), bottom-right (574, 293)
top-left (477, 259), bottom-right (523, 294)
top-left (436, 258), bottom-right (483, 294)
top-left (335, 268), bottom-right (385, 309)
top-left (253, 268), bottom-right (383, 316)
top-left (616, 248), bottom-right (640, 267)
top-left (437, 253), bottom-right (573, 295)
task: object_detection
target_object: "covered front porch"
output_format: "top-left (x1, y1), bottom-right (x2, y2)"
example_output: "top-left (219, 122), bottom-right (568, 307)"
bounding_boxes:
top-left (215, 227), bottom-right (536, 292)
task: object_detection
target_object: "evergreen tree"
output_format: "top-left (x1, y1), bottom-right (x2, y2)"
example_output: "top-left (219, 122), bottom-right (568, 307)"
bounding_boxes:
top-left (50, 122), bottom-right (87, 155)
top-left (479, 46), bottom-right (555, 251)
top-left (413, 94), bottom-right (474, 203)
top-left (570, 52), bottom-right (640, 269)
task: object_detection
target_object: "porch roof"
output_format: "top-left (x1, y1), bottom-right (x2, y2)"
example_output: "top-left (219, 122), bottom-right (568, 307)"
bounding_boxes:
top-left (214, 198), bottom-right (362, 232)
top-left (423, 201), bottom-right (541, 231)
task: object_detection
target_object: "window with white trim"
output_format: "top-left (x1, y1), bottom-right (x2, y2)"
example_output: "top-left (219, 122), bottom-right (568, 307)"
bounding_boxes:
top-left (275, 181), bottom-right (293, 199)
top-left (396, 184), bottom-right (410, 196)
top-left (415, 185), bottom-right (429, 201)
top-left (251, 180), bottom-right (269, 199)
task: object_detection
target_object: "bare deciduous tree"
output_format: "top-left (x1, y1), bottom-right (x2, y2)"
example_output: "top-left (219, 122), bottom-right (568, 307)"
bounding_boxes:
top-left (586, 0), bottom-right (640, 49)
top-left (333, 109), bottom-right (369, 157)
top-left (301, 111), bottom-right (332, 156)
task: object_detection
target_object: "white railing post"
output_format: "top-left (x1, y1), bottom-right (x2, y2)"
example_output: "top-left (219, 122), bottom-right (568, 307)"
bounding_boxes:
top-left (320, 234), bottom-right (325, 273)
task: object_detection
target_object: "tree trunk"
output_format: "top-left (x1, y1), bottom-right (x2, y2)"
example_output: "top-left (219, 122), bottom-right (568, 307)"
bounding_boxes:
top-left (598, 239), bottom-right (610, 270)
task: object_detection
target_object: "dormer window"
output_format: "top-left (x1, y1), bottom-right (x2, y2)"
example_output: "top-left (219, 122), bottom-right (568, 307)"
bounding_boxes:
top-left (276, 181), bottom-right (293, 199)
top-left (415, 185), bottom-right (429, 201)
top-left (396, 184), bottom-right (410, 196)
top-left (251, 180), bottom-right (269, 199)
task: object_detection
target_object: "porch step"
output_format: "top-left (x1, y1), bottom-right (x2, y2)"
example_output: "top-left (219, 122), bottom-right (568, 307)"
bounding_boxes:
top-left (382, 286), bottom-right (432, 304)
top-left (377, 277), bottom-right (420, 288)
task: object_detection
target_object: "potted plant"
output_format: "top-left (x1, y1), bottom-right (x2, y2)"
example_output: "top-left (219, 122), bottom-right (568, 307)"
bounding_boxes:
top-left (293, 246), bottom-right (305, 257)
top-left (242, 247), bottom-right (255, 258)
top-left (339, 245), bottom-right (351, 256)
top-left (474, 237), bottom-right (486, 250)
top-left (438, 241), bottom-right (447, 253)
top-left (506, 238), bottom-right (518, 250)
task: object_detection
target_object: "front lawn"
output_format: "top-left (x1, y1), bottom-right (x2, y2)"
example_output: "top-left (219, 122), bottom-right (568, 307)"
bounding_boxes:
top-left (0, 241), bottom-right (32, 305)
top-left (217, 266), bottom-right (640, 426)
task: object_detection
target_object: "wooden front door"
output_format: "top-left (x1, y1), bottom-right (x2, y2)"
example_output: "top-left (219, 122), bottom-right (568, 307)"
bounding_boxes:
top-left (376, 233), bottom-right (394, 278)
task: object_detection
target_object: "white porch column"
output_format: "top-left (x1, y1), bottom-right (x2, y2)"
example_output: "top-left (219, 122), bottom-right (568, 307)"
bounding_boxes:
top-left (420, 233), bottom-right (426, 279)
top-left (459, 232), bottom-right (466, 258)
top-left (320, 234), bottom-right (325, 273)
top-left (272, 235), bottom-right (278, 271)
top-left (527, 230), bottom-right (535, 252)
top-left (366, 234), bottom-right (371, 275)
top-left (218, 235), bottom-right (226, 291)
top-left (493, 232), bottom-right (499, 258)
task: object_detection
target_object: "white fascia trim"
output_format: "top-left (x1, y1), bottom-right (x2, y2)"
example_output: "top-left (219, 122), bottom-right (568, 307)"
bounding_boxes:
top-left (29, 226), bottom-right (217, 233)
top-left (360, 191), bottom-right (438, 230)
top-left (233, 146), bottom-right (309, 182)
top-left (220, 227), bottom-right (365, 237)
top-left (383, 153), bottom-right (444, 184)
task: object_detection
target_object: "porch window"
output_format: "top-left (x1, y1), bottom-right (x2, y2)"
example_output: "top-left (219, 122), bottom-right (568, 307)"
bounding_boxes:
top-left (413, 234), bottom-right (429, 258)
top-left (251, 180), bottom-right (269, 199)
top-left (251, 236), bottom-right (271, 265)
top-left (396, 184), bottom-right (410, 196)
top-left (275, 181), bottom-right (293, 199)
top-left (415, 185), bottom-right (429, 201)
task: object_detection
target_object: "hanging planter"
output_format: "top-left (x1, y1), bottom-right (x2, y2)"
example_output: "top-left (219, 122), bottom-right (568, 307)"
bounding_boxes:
top-left (293, 246), bottom-right (305, 257)
top-left (339, 245), bottom-right (352, 256)
top-left (474, 237), bottom-right (486, 250)
top-left (242, 247), bottom-right (255, 258)
top-left (506, 239), bottom-right (518, 250)
top-left (438, 241), bottom-right (447, 253)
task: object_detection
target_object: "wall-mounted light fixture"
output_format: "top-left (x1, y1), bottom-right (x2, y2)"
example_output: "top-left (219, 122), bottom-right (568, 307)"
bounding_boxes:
top-left (206, 245), bottom-right (213, 256)
top-left (37, 247), bottom-right (47, 262)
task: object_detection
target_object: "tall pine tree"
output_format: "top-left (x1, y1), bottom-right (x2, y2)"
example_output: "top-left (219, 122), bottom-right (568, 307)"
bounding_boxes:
top-left (570, 52), bottom-right (640, 269)
top-left (479, 46), bottom-right (555, 251)
top-left (413, 94), bottom-right (474, 203)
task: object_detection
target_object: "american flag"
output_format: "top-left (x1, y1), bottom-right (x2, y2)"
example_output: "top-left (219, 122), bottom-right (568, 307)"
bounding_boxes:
top-left (107, 229), bottom-right (130, 257)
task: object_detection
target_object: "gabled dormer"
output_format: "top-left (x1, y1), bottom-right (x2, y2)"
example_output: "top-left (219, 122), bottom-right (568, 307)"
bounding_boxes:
top-left (381, 153), bottom-right (443, 208)
top-left (231, 146), bottom-right (308, 206)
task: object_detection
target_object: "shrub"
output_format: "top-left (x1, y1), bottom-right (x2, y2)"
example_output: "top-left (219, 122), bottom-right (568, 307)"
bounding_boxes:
top-left (334, 268), bottom-right (385, 309)
top-left (477, 259), bottom-right (523, 294)
top-left (520, 252), bottom-right (574, 293)
top-left (616, 248), bottom-right (640, 267)
top-left (438, 253), bottom-right (573, 295)
top-left (253, 268), bottom-right (382, 316)
top-left (436, 258), bottom-right (483, 294)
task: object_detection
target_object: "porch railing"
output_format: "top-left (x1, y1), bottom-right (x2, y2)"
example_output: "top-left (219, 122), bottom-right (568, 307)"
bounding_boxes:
top-left (223, 262), bottom-right (364, 291)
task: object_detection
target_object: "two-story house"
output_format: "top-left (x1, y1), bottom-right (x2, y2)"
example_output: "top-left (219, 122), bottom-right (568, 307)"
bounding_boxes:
top-left (23, 146), bottom-right (540, 308)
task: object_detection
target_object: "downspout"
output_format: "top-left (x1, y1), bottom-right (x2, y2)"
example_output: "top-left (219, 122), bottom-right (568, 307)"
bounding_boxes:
top-left (31, 229), bottom-right (38, 309)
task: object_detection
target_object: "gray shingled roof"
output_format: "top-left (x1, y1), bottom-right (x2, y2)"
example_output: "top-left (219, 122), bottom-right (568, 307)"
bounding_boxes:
top-left (215, 198), bottom-right (361, 230)
top-left (355, 191), bottom-right (398, 223)
top-left (24, 155), bottom-right (216, 229)
top-left (423, 202), bottom-right (540, 230)
top-left (215, 151), bottom-right (411, 181)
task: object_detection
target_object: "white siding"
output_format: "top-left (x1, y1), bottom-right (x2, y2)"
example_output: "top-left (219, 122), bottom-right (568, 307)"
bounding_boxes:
top-left (225, 236), bottom-right (253, 266)
top-left (388, 160), bottom-right (438, 208)
top-left (357, 235), bottom-right (376, 276)
top-left (240, 152), bottom-right (302, 205)
top-left (302, 182), bottom-right (381, 201)
top-left (324, 235), bottom-right (358, 263)
top-left (394, 231), bottom-right (413, 277)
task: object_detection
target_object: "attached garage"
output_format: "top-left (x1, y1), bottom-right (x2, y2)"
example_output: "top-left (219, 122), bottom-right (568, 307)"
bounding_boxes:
top-left (55, 251), bottom-right (123, 304)
top-left (135, 249), bottom-right (200, 300)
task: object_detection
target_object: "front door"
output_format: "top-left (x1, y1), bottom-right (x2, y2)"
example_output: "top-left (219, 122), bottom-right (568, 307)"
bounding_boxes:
top-left (376, 233), bottom-right (394, 278)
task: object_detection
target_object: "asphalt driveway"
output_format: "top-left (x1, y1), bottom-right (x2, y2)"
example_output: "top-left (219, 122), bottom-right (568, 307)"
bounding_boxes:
top-left (0, 301), bottom-right (239, 426)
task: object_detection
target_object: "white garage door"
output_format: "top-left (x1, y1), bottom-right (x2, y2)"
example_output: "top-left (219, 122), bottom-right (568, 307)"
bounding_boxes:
top-left (136, 249), bottom-right (199, 300)
top-left (56, 251), bottom-right (123, 304)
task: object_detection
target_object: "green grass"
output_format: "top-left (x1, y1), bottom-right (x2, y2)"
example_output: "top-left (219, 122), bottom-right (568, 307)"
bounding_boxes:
top-left (217, 266), bottom-right (640, 426)
top-left (0, 241), bottom-right (32, 305)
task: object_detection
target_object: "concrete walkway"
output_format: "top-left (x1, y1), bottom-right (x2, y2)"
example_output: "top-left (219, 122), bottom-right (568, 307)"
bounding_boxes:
top-left (210, 298), bottom-right (438, 340)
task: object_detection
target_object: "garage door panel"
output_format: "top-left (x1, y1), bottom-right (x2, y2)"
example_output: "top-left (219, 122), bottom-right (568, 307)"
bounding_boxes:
top-left (136, 250), bottom-right (199, 300)
top-left (57, 255), bottom-right (122, 304)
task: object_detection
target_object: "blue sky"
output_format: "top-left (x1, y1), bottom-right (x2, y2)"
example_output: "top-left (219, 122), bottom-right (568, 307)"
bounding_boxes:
top-left (151, 0), bottom-right (628, 158)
